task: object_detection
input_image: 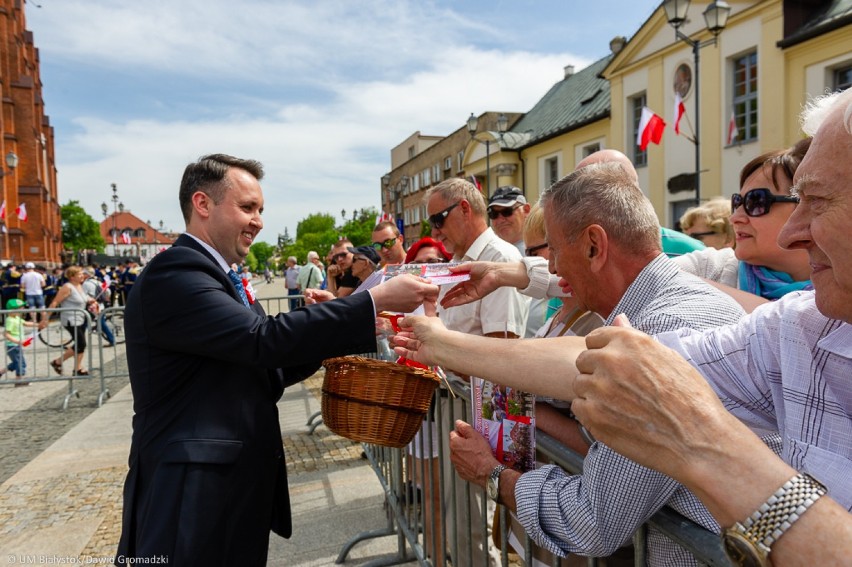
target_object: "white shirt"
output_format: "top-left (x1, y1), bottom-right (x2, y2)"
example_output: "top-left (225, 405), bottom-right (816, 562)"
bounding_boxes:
top-left (657, 290), bottom-right (852, 509)
top-left (20, 270), bottom-right (45, 296)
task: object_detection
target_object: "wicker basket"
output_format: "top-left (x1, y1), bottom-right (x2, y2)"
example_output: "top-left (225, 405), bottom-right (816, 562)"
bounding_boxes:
top-left (321, 356), bottom-right (440, 448)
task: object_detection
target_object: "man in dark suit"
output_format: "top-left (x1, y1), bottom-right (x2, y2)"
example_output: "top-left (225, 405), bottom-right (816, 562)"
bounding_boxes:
top-left (116, 154), bottom-right (437, 566)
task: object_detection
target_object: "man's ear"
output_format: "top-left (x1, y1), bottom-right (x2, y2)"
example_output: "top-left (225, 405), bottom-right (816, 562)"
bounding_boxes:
top-left (192, 191), bottom-right (211, 219)
top-left (585, 224), bottom-right (608, 271)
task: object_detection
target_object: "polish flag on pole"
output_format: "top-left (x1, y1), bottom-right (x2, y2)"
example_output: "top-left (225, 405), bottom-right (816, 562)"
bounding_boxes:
top-left (468, 175), bottom-right (481, 191)
top-left (121, 230), bottom-right (131, 245)
top-left (15, 203), bottom-right (27, 222)
top-left (0, 200), bottom-right (5, 220)
top-left (727, 112), bottom-right (739, 145)
top-left (637, 107), bottom-right (666, 151)
top-left (673, 93), bottom-right (686, 135)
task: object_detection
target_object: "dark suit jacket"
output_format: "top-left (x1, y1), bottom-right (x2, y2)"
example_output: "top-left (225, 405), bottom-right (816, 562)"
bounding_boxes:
top-left (116, 235), bottom-right (376, 565)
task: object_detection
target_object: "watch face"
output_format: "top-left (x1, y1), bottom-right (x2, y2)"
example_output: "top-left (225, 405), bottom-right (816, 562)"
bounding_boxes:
top-left (722, 531), bottom-right (768, 567)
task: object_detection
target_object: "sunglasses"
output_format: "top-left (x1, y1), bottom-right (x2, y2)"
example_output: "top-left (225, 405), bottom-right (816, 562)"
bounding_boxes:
top-left (428, 202), bottom-right (460, 229)
top-left (371, 238), bottom-right (397, 251)
top-left (331, 252), bottom-right (349, 263)
top-left (524, 243), bottom-right (548, 257)
top-left (487, 205), bottom-right (520, 220)
top-left (685, 231), bottom-right (717, 241)
top-left (731, 188), bottom-right (798, 217)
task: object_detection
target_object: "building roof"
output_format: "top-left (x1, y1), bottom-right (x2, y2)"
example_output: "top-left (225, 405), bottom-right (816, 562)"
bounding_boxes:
top-left (100, 211), bottom-right (175, 244)
top-left (778, 0), bottom-right (852, 48)
top-left (508, 54), bottom-right (613, 149)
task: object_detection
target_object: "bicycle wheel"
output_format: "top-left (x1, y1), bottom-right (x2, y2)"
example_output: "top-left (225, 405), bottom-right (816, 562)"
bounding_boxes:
top-left (38, 320), bottom-right (72, 348)
top-left (101, 311), bottom-right (126, 345)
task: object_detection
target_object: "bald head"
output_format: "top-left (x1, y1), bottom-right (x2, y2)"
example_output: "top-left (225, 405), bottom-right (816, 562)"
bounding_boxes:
top-left (576, 149), bottom-right (639, 183)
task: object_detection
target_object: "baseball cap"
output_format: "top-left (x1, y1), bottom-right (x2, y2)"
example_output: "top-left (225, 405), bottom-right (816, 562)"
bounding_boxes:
top-left (347, 245), bottom-right (380, 265)
top-left (24, 262), bottom-right (35, 269)
top-left (488, 186), bottom-right (526, 209)
top-left (6, 298), bottom-right (26, 309)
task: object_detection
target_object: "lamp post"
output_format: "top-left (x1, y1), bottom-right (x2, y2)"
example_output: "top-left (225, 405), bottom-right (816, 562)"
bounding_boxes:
top-left (0, 152), bottom-right (19, 261)
top-left (108, 183), bottom-right (119, 256)
top-left (467, 113), bottom-right (509, 200)
top-left (663, 0), bottom-right (730, 206)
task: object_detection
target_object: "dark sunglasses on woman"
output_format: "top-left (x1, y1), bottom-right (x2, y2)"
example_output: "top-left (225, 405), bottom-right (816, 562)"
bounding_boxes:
top-left (731, 187), bottom-right (798, 217)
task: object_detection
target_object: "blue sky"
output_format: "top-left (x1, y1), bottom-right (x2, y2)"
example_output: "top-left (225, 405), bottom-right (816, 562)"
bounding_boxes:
top-left (27, 0), bottom-right (660, 245)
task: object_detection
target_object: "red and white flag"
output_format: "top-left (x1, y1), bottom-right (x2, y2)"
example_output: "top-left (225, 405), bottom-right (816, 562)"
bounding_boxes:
top-left (637, 107), bottom-right (666, 151)
top-left (0, 200), bottom-right (5, 220)
top-left (121, 230), bottom-right (131, 244)
top-left (673, 93), bottom-right (686, 135)
top-left (15, 203), bottom-right (27, 222)
top-left (727, 112), bottom-right (739, 145)
top-left (468, 175), bottom-right (482, 191)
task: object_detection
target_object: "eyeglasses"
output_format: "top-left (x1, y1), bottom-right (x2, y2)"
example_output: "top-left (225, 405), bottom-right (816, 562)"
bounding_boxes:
top-left (487, 205), bottom-right (520, 220)
top-left (685, 231), bottom-right (717, 241)
top-left (524, 243), bottom-right (548, 257)
top-left (352, 256), bottom-right (367, 263)
top-left (371, 238), bottom-right (398, 251)
top-left (421, 257), bottom-right (447, 264)
top-left (331, 252), bottom-right (349, 263)
top-left (731, 188), bottom-right (798, 217)
top-left (428, 202), bottom-right (460, 229)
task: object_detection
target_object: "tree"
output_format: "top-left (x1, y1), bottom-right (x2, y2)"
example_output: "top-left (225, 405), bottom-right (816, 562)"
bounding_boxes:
top-left (61, 201), bottom-right (105, 253)
top-left (339, 207), bottom-right (379, 247)
top-left (250, 241), bottom-right (275, 267)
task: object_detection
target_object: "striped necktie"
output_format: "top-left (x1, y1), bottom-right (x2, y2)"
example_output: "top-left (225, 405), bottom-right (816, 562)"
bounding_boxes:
top-left (227, 270), bottom-right (250, 308)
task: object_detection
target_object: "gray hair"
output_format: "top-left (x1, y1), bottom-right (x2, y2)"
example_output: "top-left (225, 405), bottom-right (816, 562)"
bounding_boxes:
top-left (287, 256), bottom-right (297, 263)
top-left (306, 251), bottom-right (319, 261)
top-left (541, 162), bottom-right (661, 255)
top-left (800, 88), bottom-right (852, 136)
top-left (424, 177), bottom-right (487, 217)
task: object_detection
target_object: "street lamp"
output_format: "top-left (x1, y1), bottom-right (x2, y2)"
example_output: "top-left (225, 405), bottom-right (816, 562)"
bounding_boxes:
top-left (109, 183), bottom-right (119, 256)
top-left (467, 113), bottom-right (509, 200)
top-left (663, 0), bottom-right (731, 206)
top-left (0, 152), bottom-right (18, 260)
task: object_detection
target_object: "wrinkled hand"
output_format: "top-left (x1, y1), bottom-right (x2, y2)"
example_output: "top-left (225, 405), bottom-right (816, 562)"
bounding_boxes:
top-left (440, 262), bottom-right (507, 308)
top-left (370, 274), bottom-right (439, 315)
top-left (572, 324), bottom-right (730, 480)
top-left (449, 420), bottom-right (499, 487)
top-left (391, 314), bottom-right (447, 366)
top-left (303, 289), bottom-right (335, 305)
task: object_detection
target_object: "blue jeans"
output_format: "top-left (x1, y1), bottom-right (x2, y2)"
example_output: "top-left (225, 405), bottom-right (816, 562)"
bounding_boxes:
top-left (287, 288), bottom-right (301, 311)
top-left (96, 313), bottom-right (116, 345)
top-left (6, 344), bottom-right (26, 376)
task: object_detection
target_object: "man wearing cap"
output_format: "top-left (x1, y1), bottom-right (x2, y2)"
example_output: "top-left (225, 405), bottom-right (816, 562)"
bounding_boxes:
top-left (487, 186), bottom-right (531, 255)
top-left (20, 262), bottom-right (46, 324)
top-left (371, 221), bottom-right (406, 267)
top-left (348, 245), bottom-right (381, 283)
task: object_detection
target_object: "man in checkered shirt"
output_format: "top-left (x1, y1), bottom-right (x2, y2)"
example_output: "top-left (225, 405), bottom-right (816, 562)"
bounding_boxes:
top-left (400, 161), bottom-right (748, 565)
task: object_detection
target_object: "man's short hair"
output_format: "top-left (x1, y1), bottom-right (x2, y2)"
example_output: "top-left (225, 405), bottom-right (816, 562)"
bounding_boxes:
top-left (373, 221), bottom-right (400, 237)
top-left (542, 162), bottom-right (661, 256)
top-left (331, 238), bottom-right (352, 251)
top-left (801, 87), bottom-right (852, 136)
top-left (425, 177), bottom-right (487, 217)
top-left (179, 154), bottom-right (264, 223)
top-left (307, 251), bottom-right (319, 261)
top-left (287, 256), bottom-right (297, 264)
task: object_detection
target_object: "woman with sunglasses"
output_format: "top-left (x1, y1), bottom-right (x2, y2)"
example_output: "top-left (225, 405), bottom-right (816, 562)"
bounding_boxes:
top-left (674, 138), bottom-right (811, 306)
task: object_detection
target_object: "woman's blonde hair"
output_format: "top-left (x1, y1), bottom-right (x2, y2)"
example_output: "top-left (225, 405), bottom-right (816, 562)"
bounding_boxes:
top-left (679, 198), bottom-right (734, 242)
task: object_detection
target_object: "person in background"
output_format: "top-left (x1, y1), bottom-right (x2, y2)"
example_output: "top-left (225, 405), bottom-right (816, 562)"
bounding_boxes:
top-left (404, 237), bottom-right (452, 264)
top-left (20, 262), bottom-right (47, 325)
top-left (679, 197), bottom-right (735, 250)
top-left (296, 251), bottom-right (323, 304)
top-left (44, 265), bottom-right (97, 376)
top-left (326, 238), bottom-right (359, 297)
top-left (44, 267), bottom-right (63, 309)
top-left (487, 186), bottom-right (531, 255)
top-left (674, 139), bottom-right (811, 305)
top-left (347, 245), bottom-right (380, 283)
top-left (2, 298), bottom-right (38, 386)
top-left (371, 221), bottom-right (406, 266)
top-left (82, 268), bottom-right (116, 347)
top-left (283, 256), bottom-right (301, 311)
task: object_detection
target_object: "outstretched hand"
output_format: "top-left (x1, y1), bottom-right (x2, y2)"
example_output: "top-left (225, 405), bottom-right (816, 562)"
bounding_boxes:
top-left (303, 289), bottom-right (335, 305)
top-left (440, 262), bottom-right (506, 308)
top-left (370, 274), bottom-right (439, 315)
top-left (391, 314), bottom-right (447, 367)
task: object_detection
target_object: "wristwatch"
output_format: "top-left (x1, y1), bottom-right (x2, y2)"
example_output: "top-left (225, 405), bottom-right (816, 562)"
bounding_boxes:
top-left (486, 464), bottom-right (508, 504)
top-left (722, 472), bottom-right (826, 567)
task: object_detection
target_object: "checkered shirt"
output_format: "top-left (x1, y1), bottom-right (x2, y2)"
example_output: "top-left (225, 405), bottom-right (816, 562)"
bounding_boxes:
top-left (515, 254), bottom-right (747, 565)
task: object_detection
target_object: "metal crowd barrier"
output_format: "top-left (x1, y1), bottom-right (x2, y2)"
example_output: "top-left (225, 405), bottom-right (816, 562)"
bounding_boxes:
top-left (0, 306), bottom-right (124, 409)
top-left (335, 373), bottom-right (732, 567)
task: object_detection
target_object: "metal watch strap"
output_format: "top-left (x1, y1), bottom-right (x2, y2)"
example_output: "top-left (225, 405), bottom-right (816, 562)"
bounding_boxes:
top-left (489, 464), bottom-right (507, 503)
top-left (739, 472), bottom-right (826, 548)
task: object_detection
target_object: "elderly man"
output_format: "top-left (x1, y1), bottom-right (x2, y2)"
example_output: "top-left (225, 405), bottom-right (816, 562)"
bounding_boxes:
top-left (398, 163), bottom-right (747, 565)
top-left (568, 91), bottom-right (852, 566)
top-left (283, 256), bottom-right (300, 311)
top-left (371, 221), bottom-right (406, 266)
top-left (426, 176), bottom-right (529, 566)
top-left (487, 186), bottom-right (530, 255)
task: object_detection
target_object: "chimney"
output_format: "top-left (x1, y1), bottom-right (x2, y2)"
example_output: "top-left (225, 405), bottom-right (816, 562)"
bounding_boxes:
top-left (564, 65), bottom-right (575, 79)
top-left (610, 36), bottom-right (627, 55)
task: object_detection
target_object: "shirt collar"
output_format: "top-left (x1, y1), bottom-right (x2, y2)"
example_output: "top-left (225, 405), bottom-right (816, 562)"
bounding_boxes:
top-left (459, 227), bottom-right (496, 262)
top-left (818, 321), bottom-right (852, 359)
top-left (184, 233), bottom-right (231, 274)
top-left (605, 253), bottom-right (675, 325)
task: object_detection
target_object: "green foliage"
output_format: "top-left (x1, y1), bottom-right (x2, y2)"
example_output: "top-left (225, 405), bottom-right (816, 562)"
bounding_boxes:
top-left (243, 250), bottom-right (258, 272)
top-left (283, 208), bottom-right (380, 264)
top-left (420, 219), bottom-right (431, 238)
top-left (60, 201), bottom-right (106, 253)
top-left (250, 241), bottom-right (275, 267)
